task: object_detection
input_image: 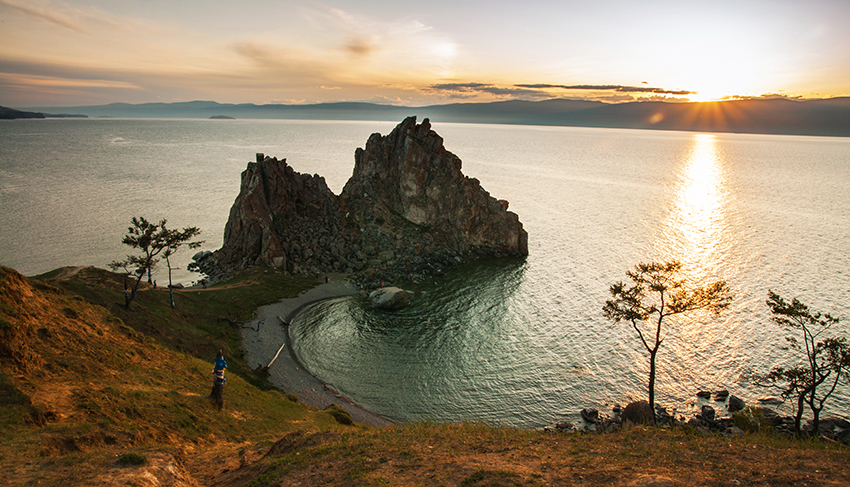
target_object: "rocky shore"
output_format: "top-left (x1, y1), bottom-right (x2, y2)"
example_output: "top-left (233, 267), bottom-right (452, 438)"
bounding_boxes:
top-left (559, 391), bottom-right (850, 445)
top-left (196, 116), bottom-right (528, 287)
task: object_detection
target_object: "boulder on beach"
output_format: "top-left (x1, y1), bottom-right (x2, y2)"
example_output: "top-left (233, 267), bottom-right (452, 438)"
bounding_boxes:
top-left (368, 287), bottom-right (413, 309)
top-left (728, 395), bottom-right (745, 413)
top-left (621, 400), bottom-right (654, 425)
top-left (580, 408), bottom-right (599, 423)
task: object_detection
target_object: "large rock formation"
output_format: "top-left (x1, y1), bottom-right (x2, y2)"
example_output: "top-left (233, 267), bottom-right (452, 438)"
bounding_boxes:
top-left (201, 116), bottom-right (527, 284)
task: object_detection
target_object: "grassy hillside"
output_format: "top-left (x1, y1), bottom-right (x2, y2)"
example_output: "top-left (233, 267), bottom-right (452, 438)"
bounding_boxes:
top-left (0, 265), bottom-right (355, 485)
top-left (1, 265), bottom-right (848, 486)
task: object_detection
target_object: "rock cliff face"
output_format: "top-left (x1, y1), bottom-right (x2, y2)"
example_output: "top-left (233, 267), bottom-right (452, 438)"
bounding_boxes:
top-left (213, 154), bottom-right (348, 274)
top-left (202, 116), bottom-right (527, 284)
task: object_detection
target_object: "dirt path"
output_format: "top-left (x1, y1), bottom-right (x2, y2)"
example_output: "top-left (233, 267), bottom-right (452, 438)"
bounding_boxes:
top-left (52, 266), bottom-right (87, 280)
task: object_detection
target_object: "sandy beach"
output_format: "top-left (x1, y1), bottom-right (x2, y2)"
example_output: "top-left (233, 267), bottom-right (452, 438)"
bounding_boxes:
top-left (238, 278), bottom-right (394, 427)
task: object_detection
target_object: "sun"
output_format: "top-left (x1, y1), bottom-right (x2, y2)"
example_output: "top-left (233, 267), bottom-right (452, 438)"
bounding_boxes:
top-left (684, 84), bottom-right (755, 103)
top-left (687, 90), bottom-right (729, 103)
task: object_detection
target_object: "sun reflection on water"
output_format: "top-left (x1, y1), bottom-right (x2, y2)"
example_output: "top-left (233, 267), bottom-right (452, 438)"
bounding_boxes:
top-left (659, 133), bottom-right (731, 284)
top-left (653, 133), bottom-right (739, 402)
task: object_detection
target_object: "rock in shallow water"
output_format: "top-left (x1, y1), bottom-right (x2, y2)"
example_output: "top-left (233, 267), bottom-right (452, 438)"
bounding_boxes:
top-left (728, 395), bottom-right (745, 413)
top-left (368, 287), bottom-right (413, 309)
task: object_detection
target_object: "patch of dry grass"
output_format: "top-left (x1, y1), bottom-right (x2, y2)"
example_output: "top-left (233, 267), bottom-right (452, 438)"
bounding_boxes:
top-left (225, 423), bottom-right (850, 486)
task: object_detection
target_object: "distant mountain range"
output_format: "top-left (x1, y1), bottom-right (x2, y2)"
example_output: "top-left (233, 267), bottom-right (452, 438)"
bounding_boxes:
top-left (15, 97), bottom-right (850, 137)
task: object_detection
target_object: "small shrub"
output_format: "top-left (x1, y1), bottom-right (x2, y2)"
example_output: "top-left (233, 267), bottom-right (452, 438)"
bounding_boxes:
top-left (324, 404), bottom-right (353, 425)
top-left (118, 452), bottom-right (148, 466)
top-left (732, 406), bottom-right (772, 433)
top-left (33, 281), bottom-right (63, 295)
top-left (0, 375), bottom-right (30, 406)
top-left (0, 301), bottom-right (19, 318)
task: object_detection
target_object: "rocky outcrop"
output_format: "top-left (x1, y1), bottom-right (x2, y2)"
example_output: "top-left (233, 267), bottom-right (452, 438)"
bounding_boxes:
top-left (202, 116), bottom-right (528, 284)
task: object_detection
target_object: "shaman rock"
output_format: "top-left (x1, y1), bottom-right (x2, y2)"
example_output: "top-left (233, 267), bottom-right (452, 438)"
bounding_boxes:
top-left (205, 117), bottom-right (528, 282)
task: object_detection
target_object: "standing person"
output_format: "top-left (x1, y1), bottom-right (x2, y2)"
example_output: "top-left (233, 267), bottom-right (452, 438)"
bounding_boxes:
top-left (210, 350), bottom-right (227, 410)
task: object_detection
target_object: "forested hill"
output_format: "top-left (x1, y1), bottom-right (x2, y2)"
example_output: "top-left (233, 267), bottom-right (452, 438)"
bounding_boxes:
top-left (20, 97), bottom-right (850, 137)
top-left (0, 105), bottom-right (45, 119)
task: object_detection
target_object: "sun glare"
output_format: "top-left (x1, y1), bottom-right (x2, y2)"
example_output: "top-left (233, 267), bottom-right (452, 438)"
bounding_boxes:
top-left (657, 133), bottom-right (732, 283)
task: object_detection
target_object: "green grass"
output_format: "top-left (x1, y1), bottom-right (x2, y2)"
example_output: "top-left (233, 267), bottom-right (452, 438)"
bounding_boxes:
top-left (117, 452), bottom-right (147, 465)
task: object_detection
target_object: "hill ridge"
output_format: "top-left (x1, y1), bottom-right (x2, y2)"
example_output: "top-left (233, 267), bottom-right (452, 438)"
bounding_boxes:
top-left (19, 97), bottom-right (850, 137)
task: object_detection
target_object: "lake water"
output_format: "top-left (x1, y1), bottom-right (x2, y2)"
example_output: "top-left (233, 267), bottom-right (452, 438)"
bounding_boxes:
top-left (2, 118), bottom-right (849, 427)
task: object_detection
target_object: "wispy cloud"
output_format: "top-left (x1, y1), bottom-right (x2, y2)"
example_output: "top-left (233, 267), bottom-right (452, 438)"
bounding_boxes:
top-left (0, 0), bottom-right (123, 34)
top-left (0, 0), bottom-right (85, 32)
top-left (344, 34), bottom-right (376, 57)
top-left (0, 72), bottom-right (142, 90)
top-left (429, 82), bottom-right (492, 91)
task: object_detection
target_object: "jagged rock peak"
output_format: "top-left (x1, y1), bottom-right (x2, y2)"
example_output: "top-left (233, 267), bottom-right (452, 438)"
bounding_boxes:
top-left (341, 116), bottom-right (528, 256)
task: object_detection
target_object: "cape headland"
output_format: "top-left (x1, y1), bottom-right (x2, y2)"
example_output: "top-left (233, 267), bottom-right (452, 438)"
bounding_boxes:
top-left (198, 116), bottom-right (528, 285)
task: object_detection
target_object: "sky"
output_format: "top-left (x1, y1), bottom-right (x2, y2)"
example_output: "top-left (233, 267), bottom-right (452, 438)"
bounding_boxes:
top-left (1, 0), bottom-right (849, 108)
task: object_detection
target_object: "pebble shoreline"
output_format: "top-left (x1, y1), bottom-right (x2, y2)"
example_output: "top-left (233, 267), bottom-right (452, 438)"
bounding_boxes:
top-left (238, 277), bottom-right (395, 427)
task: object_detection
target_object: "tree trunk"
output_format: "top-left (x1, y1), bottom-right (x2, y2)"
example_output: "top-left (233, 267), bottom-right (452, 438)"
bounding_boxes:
top-left (648, 348), bottom-right (658, 424)
top-left (166, 255), bottom-right (175, 308)
top-left (811, 405), bottom-right (822, 436)
top-left (125, 273), bottom-right (143, 309)
top-left (794, 392), bottom-right (805, 436)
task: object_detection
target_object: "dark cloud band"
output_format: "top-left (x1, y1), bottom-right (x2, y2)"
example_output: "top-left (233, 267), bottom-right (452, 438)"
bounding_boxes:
top-left (516, 83), bottom-right (695, 95)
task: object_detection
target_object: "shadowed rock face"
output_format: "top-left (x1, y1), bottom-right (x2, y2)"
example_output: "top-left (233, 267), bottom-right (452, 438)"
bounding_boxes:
top-left (214, 156), bottom-right (347, 274)
top-left (206, 116), bottom-right (527, 283)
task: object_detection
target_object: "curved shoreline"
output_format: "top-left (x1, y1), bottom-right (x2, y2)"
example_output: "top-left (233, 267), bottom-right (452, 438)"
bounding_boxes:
top-left (238, 278), bottom-right (395, 427)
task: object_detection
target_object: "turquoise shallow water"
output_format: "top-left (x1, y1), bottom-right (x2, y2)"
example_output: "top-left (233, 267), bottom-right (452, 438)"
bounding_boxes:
top-left (2, 119), bottom-right (849, 427)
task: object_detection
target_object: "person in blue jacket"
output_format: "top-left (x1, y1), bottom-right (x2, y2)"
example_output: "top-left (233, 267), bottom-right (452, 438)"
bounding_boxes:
top-left (210, 350), bottom-right (227, 410)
